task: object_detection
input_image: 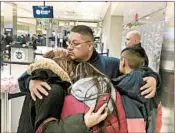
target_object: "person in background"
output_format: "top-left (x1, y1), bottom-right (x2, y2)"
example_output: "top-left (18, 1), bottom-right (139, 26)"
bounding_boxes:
top-left (4, 32), bottom-right (13, 59)
top-left (17, 35), bottom-right (22, 43)
top-left (21, 35), bottom-right (26, 44)
top-left (25, 34), bottom-right (30, 42)
top-left (62, 36), bottom-right (68, 48)
top-left (125, 30), bottom-right (149, 66)
top-left (4, 32), bottom-right (13, 45)
top-left (125, 30), bottom-right (141, 47)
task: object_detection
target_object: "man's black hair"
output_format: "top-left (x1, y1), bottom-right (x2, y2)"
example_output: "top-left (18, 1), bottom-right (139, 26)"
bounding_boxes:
top-left (71, 25), bottom-right (94, 41)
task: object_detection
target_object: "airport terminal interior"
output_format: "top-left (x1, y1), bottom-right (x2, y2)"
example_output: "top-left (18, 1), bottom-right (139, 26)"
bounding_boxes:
top-left (0, 1), bottom-right (174, 133)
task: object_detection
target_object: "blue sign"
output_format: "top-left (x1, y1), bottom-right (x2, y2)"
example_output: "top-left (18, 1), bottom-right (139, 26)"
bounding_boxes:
top-left (33, 6), bottom-right (54, 18)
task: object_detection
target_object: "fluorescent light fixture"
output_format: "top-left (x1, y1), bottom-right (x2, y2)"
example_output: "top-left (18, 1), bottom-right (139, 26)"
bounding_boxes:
top-left (145, 16), bottom-right (150, 19)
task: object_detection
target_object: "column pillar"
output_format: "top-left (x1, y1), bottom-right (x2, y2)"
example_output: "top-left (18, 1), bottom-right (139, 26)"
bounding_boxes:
top-left (3, 2), bottom-right (17, 41)
top-left (108, 16), bottom-right (123, 57)
top-left (102, 3), bottom-right (123, 57)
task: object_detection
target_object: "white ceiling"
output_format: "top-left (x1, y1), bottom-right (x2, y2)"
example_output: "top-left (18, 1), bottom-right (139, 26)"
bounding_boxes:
top-left (13, 2), bottom-right (110, 22)
top-left (111, 2), bottom-right (167, 24)
top-left (2, 2), bottom-right (170, 23)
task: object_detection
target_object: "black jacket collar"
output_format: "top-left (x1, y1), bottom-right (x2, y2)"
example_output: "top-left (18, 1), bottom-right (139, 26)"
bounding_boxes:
top-left (88, 48), bottom-right (99, 63)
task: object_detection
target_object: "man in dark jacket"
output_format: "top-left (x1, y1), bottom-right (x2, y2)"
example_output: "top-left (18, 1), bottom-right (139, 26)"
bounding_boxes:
top-left (24, 26), bottom-right (158, 99)
top-left (18, 25), bottom-right (159, 132)
top-left (125, 30), bottom-right (149, 66)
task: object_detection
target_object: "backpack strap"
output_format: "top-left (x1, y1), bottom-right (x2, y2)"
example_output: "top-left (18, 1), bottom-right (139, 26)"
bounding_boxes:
top-left (35, 117), bottom-right (58, 133)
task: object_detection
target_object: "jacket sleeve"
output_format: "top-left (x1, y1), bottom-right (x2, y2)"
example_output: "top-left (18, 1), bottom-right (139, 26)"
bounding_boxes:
top-left (142, 67), bottom-right (161, 91)
top-left (104, 56), bottom-right (120, 79)
top-left (111, 57), bottom-right (121, 78)
top-left (43, 114), bottom-right (91, 133)
top-left (18, 71), bottom-right (32, 92)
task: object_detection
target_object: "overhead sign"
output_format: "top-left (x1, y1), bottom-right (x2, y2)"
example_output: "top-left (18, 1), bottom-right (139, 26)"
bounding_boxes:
top-left (33, 6), bottom-right (54, 18)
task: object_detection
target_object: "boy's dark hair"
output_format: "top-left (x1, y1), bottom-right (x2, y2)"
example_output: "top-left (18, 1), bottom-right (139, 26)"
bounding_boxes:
top-left (71, 25), bottom-right (94, 41)
top-left (133, 43), bottom-right (149, 66)
top-left (121, 46), bottom-right (146, 69)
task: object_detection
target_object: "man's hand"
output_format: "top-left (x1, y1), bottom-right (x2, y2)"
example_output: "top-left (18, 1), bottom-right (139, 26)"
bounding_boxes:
top-left (29, 80), bottom-right (51, 101)
top-left (140, 77), bottom-right (157, 98)
top-left (84, 103), bottom-right (108, 128)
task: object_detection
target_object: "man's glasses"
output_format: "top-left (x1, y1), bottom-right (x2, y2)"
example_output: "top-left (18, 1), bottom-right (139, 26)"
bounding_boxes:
top-left (68, 40), bottom-right (92, 48)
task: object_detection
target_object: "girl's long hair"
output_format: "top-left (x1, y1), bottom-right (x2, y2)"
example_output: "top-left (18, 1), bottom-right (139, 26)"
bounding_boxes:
top-left (70, 62), bottom-right (120, 132)
top-left (52, 58), bottom-right (120, 132)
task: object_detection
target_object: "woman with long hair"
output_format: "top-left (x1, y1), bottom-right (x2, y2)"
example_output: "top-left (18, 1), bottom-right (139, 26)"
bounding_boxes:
top-left (17, 56), bottom-right (127, 133)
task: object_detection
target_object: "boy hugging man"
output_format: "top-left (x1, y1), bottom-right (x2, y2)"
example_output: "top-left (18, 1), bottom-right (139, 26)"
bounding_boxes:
top-left (112, 46), bottom-right (161, 133)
